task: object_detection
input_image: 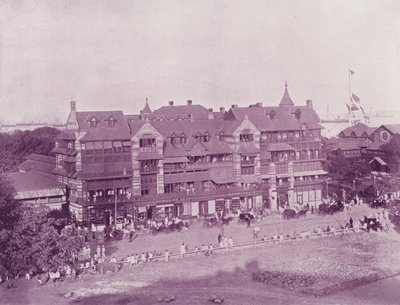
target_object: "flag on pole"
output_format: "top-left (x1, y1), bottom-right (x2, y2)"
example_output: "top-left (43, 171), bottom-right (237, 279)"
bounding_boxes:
top-left (349, 69), bottom-right (355, 75)
top-left (352, 93), bottom-right (360, 102)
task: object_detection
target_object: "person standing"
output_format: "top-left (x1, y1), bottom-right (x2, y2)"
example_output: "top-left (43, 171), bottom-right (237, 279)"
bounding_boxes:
top-left (217, 233), bottom-right (222, 245)
top-left (165, 250), bottom-right (169, 262)
top-left (101, 244), bottom-right (106, 258)
top-left (180, 243), bottom-right (186, 258)
top-left (96, 245), bottom-right (101, 258)
top-left (228, 236), bottom-right (233, 248)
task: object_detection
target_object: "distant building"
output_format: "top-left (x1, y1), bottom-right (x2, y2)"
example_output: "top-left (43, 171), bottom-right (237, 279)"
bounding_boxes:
top-left (4, 171), bottom-right (66, 210)
top-left (52, 85), bottom-right (326, 225)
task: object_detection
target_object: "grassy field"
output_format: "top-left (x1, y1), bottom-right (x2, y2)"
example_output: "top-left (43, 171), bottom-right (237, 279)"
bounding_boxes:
top-left (2, 229), bottom-right (400, 305)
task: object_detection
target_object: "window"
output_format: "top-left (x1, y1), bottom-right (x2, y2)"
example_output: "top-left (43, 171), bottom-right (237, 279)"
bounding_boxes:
top-left (89, 117), bottom-right (97, 127)
top-left (139, 138), bottom-right (156, 147)
top-left (106, 117), bottom-right (116, 127)
top-left (240, 134), bottom-right (253, 142)
top-left (297, 193), bottom-right (303, 204)
top-left (241, 167), bottom-right (255, 175)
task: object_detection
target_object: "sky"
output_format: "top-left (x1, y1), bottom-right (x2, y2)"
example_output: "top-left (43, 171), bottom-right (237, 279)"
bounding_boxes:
top-left (0, 0), bottom-right (399, 124)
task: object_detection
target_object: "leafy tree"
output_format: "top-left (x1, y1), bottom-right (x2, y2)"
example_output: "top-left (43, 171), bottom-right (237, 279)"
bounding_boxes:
top-left (5, 206), bottom-right (84, 276)
top-left (382, 134), bottom-right (400, 172)
top-left (0, 175), bottom-right (20, 275)
top-left (1, 175), bottom-right (84, 277)
top-left (0, 127), bottom-right (60, 173)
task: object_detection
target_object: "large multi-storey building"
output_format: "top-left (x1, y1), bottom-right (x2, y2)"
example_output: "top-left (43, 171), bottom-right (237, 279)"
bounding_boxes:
top-left (53, 84), bottom-right (326, 224)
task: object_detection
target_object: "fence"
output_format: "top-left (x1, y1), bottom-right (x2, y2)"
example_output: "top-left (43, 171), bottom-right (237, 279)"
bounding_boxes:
top-left (116, 226), bottom-right (362, 266)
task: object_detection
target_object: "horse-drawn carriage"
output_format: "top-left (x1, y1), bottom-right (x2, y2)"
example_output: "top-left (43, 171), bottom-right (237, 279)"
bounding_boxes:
top-left (370, 197), bottom-right (387, 209)
top-left (282, 208), bottom-right (308, 220)
top-left (150, 220), bottom-right (185, 234)
top-left (318, 201), bottom-right (344, 216)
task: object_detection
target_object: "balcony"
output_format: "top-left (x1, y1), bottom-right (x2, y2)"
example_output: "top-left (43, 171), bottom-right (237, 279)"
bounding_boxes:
top-left (79, 169), bottom-right (133, 179)
top-left (241, 160), bottom-right (256, 166)
top-left (140, 166), bottom-right (158, 174)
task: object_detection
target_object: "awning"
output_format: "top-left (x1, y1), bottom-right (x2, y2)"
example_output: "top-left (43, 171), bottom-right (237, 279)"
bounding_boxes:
top-left (164, 171), bottom-right (210, 184)
top-left (264, 143), bottom-right (295, 152)
top-left (156, 203), bottom-right (174, 208)
top-left (137, 152), bottom-right (163, 160)
top-left (212, 177), bottom-right (237, 184)
top-left (164, 156), bottom-right (188, 164)
top-left (293, 170), bottom-right (327, 177)
top-left (240, 176), bottom-right (260, 184)
top-left (138, 206), bottom-right (147, 213)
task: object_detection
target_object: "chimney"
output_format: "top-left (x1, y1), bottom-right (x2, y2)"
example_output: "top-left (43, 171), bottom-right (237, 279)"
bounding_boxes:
top-left (208, 108), bottom-right (213, 112)
top-left (187, 100), bottom-right (192, 105)
top-left (70, 100), bottom-right (76, 111)
top-left (231, 104), bottom-right (238, 108)
top-left (169, 101), bottom-right (174, 106)
top-left (257, 102), bottom-right (263, 107)
top-left (306, 100), bottom-right (313, 108)
top-left (220, 107), bottom-right (225, 113)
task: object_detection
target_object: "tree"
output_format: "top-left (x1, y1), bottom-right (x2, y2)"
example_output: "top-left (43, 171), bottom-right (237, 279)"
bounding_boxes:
top-left (382, 134), bottom-right (400, 172)
top-left (0, 127), bottom-right (60, 173)
top-left (5, 206), bottom-right (84, 276)
top-left (0, 175), bottom-right (20, 275)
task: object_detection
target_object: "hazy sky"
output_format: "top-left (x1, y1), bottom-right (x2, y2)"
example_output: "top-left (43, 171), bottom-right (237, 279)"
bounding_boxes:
top-left (0, 0), bottom-right (399, 123)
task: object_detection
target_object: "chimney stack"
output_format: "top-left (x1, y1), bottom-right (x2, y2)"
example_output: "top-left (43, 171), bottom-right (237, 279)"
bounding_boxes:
top-left (187, 100), bottom-right (192, 105)
top-left (220, 107), bottom-right (225, 113)
top-left (70, 100), bottom-right (76, 111)
top-left (231, 104), bottom-right (238, 109)
top-left (169, 101), bottom-right (174, 106)
top-left (306, 100), bottom-right (313, 108)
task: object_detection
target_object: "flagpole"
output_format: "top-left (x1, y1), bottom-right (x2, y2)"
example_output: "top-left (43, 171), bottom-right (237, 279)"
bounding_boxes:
top-left (348, 70), bottom-right (352, 123)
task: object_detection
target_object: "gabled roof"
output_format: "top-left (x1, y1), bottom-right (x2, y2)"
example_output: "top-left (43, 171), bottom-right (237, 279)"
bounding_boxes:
top-left (339, 123), bottom-right (377, 138)
top-left (369, 157), bottom-right (387, 166)
top-left (226, 104), bottom-right (321, 132)
top-left (279, 83), bottom-right (294, 106)
top-left (76, 111), bottom-right (131, 141)
top-left (151, 120), bottom-right (222, 138)
top-left (382, 124), bottom-right (400, 135)
top-left (55, 131), bottom-right (76, 141)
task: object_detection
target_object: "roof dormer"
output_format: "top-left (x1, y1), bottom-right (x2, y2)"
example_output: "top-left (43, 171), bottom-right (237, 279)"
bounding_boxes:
top-left (87, 116), bottom-right (98, 127)
top-left (105, 116), bottom-right (117, 127)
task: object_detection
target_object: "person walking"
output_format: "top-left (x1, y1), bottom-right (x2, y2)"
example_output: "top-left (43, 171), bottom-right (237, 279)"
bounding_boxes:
top-left (129, 230), bottom-right (134, 243)
top-left (217, 233), bottom-right (222, 245)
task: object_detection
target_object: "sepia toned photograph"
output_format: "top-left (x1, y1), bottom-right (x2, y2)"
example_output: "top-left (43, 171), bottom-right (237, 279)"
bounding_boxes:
top-left (0, 1), bottom-right (400, 304)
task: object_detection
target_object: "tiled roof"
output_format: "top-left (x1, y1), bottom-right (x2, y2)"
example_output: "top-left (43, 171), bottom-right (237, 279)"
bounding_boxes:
top-left (164, 143), bottom-right (188, 157)
top-left (151, 120), bottom-right (222, 138)
top-left (4, 172), bottom-right (64, 191)
top-left (339, 123), bottom-right (377, 137)
top-left (326, 138), bottom-right (383, 151)
top-left (55, 131), bottom-right (76, 140)
top-left (369, 157), bottom-right (387, 166)
top-left (18, 154), bottom-right (56, 179)
top-left (76, 111), bottom-right (131, 141)
top-left (203, 138), bottom-right (232, 155)
top-left (153, 104), bottom-right (210, 120)
top-left (237, 144), bottom-right (259, 154)
top-left (226, 104), bottom-right (322, 132)
top-left (382, 124), bottom-right (400, 135)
